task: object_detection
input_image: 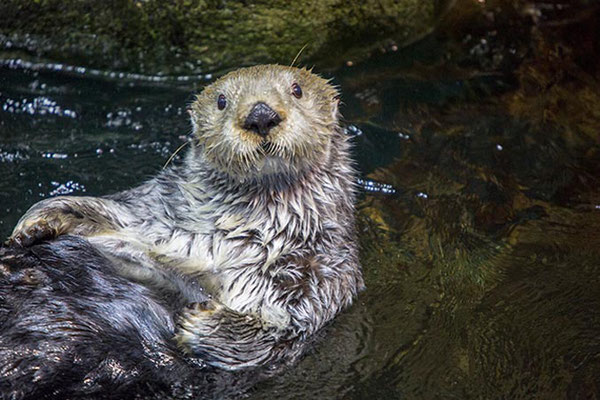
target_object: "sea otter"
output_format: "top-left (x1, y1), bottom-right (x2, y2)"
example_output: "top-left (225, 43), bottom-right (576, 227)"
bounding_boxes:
top-left (8, 65), bottom-right (364, 371)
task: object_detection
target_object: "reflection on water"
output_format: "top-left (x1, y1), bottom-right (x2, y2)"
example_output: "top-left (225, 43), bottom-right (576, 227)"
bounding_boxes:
top-left (1, 1), bottom-right (600, 398)
top-left (0, 58), bottom-right (215, 83)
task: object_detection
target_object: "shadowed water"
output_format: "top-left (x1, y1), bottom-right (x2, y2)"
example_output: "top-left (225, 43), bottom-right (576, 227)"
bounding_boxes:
top-left (1, 1), bottom-right (600, 398)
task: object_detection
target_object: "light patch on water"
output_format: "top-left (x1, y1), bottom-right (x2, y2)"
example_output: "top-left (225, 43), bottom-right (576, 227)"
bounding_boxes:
top-left (357, 178), bottom-right (396, 194)
top-left (345, 125), bottom-right (363, 136)
top-left (0, 58), bottom-right (214, 83)
top-left (0, 150), bottom-right (28, 162)
top-left (42, 152), bottom-right (69, 159)
top-left (2, 96), bottom-right (77, 118)
top-left (355, 88), bottom-right (380, 106)
top-left (47, 180), bottom-right (87, 197)
top-left (127, 141), bottom-right (174, 157)
top-left (106, 110), bottom-right (143, 130)
top-left (163, 104), bottom-right (184, 116)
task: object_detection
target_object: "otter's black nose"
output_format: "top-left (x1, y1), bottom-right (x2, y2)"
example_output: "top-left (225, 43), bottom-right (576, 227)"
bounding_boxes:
top-left (243, 102), bottom-right (282, 137)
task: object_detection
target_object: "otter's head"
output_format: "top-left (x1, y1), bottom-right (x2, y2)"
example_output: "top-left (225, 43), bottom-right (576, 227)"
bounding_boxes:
top-left (189, 65), bottom-right (341, 182)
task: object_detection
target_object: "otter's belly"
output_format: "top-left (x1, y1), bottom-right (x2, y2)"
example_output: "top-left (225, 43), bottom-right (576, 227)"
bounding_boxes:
top-left (161, 228), bottom-right (294, 328)
top-left (89, 224), bottom-right (294, 329)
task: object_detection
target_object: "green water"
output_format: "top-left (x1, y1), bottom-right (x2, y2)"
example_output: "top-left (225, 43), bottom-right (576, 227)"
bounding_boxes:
top-left (1, 2), bottom-right (600, 398)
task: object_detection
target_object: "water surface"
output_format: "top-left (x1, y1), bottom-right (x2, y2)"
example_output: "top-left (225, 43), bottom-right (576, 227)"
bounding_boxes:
top-left (1, 2), bottom-right (599, 398)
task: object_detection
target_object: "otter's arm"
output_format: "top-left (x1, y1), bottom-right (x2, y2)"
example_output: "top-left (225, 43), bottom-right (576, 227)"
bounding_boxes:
top-left (9, 196), bottom-right (138, 247)
top-left (175, 251), bottom-right (362, 370)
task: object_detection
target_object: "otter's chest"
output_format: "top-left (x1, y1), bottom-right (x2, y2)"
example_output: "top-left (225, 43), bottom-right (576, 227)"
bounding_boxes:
top-left (208, 199), bottom-right (320, 270)
top-left (193, 200), bottom-right (323, 315)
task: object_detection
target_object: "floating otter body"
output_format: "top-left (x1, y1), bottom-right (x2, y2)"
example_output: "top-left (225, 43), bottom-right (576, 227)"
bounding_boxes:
top-left (5, 65), bottom-right (363, 383)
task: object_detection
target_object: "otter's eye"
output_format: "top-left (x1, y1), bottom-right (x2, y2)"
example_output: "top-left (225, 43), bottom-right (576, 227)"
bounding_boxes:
top-left (217, 94), bottom-right (227, 110)
top-left (291, 83), bottom-right (303, 99)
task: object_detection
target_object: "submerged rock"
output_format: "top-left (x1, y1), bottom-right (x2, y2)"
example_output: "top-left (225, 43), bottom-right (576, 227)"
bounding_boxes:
top-left (0, 0), bottom-right (438, 74)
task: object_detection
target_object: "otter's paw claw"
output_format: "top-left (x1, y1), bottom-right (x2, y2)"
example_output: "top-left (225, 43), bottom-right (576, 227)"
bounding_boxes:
top-left (8, 220), bottom-right (58, 247)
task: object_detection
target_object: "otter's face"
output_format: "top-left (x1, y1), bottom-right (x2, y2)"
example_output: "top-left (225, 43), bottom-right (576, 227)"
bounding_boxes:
top-left (190, 65), bottom-right (341, 182)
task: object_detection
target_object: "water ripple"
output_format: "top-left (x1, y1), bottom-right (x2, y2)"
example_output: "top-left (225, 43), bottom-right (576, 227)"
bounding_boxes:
top-left (0, 58), bottom-right (215, 84)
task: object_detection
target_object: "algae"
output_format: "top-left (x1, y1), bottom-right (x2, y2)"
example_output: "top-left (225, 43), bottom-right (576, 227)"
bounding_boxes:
top-left (0, 0), bottom-right (437, 74)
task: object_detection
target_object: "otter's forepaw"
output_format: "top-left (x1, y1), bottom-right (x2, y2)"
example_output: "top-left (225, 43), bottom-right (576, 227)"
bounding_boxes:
top-left (176, 299), bottom-right (225, 341)
top-left (8, 219), bottom-right (60, 247)
top-left (175, 301), bottom-right (279, 370)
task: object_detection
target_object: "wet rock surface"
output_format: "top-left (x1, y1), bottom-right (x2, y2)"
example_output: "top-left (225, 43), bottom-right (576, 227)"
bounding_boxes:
top-left (0, 0), bottom-right (436, 74)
